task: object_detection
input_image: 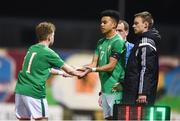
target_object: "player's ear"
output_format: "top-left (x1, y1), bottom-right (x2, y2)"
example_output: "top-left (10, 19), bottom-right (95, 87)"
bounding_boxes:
top-left (47, 35), bottom-right (51, 41)
top-left (112, 22), bottom-right (117, 29)
top-left (144, 21), bottom-right (149, 29)
top-left (111, 18), bottom-right (117, 29)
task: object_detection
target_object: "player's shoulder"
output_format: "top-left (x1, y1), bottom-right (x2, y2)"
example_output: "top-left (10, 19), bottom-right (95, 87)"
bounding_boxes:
top-left (113, 35), bottom-right (125, 44)
top-left (116, 34), bottom-right (123, 40)
top-left (113, 34), bottom-right (124, 43)
top-left (97, 37), bottom-right (106, 45)
top-left (45, 47), bottom-right (56, 54)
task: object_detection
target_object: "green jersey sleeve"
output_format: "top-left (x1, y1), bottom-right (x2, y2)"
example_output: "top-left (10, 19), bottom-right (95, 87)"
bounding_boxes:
top-left (112, 38), bottom-right (126, 54)
top-left (46, 49), bottom-right (64, 68)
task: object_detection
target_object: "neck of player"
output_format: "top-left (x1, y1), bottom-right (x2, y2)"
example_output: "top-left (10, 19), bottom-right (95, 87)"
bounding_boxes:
top-left (106, 29), bottom-right (117, 39)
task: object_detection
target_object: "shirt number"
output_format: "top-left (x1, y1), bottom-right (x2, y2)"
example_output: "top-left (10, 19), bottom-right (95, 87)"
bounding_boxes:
top-left (26, 52), bottom-right (37, 73)
top-left (100, 51), bottom-right (105, 60)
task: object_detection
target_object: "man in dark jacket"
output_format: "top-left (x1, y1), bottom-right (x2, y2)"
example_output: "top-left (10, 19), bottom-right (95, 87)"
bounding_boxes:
top-left (122, 11), bottom-right (161, 105)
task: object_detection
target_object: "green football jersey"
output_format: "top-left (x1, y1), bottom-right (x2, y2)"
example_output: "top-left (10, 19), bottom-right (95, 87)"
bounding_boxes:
top-left (15, 43), bottom-right (64, 99)
top-left (95, 34), bottom-right (126, 94)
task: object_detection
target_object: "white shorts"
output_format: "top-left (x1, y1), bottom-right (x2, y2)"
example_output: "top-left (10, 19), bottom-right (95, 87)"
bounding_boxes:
top-left (101, 92), bottom-right (122, 118)
top-left (15, 94), bottom-right (48, 120)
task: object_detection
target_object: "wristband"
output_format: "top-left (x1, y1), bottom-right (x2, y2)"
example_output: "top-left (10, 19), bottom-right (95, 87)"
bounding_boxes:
top-left (57, 70), bottom-right (64, 75)
top-left (91, 67), bottom-right (96, 72)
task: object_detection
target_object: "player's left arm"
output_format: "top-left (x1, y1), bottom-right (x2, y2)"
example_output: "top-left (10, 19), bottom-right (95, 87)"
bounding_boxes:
top-left (91, 57), bottom-right (117, 72)
top-left (86, 39), bottom-right (125, 72)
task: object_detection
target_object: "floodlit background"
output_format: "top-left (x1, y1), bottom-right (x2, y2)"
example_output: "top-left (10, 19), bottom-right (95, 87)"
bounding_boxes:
top-left (0, 0), bottom-right (179, 120)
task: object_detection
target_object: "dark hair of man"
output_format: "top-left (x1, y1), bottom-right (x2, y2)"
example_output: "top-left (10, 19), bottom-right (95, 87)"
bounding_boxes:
top-left (134, 11), bottom-right (154, 29)
top-left (119, 20), bottom-right (129, 32)
top-left (36, 22), bottom-right (56, 41)
top-left (100, 9), bottom-right (120, 27)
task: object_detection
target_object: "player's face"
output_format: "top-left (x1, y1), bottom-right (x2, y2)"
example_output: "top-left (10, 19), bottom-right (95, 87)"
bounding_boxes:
top-left (49, 32), bottom-right (55, 46)
top-left (133, 17), bottom-right (148, 34)
top-left (116, 23), bottom-right (128, 40)
top-left (100, 16), bottom-right (116, 34)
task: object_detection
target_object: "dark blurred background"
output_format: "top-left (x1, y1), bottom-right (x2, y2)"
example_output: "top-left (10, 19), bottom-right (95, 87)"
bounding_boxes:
top-left (0, 0), bottom-right (179, 55)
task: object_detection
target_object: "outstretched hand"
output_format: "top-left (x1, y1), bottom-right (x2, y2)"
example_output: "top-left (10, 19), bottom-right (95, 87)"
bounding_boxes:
top-left (75, 66), bottom-right (87, 72)
top-left (62, 73), bottom-right (72, 78)
top-left (76, 68), bottom-right (91, 78)
top-left (83, 65), bottom-right (92, 71)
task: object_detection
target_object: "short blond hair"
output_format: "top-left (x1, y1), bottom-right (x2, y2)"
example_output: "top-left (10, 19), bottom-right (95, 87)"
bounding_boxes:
top-left (35, 22), bottom-right (56, 41)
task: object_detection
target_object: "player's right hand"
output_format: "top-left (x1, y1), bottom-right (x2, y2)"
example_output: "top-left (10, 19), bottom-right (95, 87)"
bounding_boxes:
top-left (75, 66), bottom-right (87, 71)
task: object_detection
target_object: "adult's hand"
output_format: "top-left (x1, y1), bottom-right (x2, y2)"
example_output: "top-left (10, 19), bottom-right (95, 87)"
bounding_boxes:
top-left (136, 95), bottom-right (147, 104)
